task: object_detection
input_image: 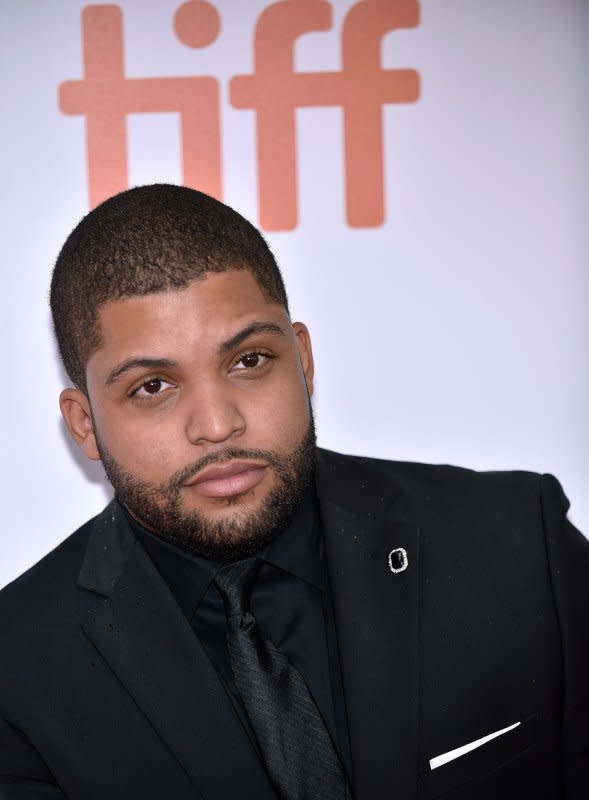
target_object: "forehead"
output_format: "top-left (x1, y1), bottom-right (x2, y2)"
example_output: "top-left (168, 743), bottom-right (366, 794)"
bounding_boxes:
top-left (98, 269), bottom-right (281, 330)
top-left (95, 270), bottom-right (286, 349)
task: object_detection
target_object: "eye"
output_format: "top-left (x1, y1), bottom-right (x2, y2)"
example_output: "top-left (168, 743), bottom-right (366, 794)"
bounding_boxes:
top-left (232, 351), bottom-right (273, 371)
top-left (132, 377), bottom-right (174, 398)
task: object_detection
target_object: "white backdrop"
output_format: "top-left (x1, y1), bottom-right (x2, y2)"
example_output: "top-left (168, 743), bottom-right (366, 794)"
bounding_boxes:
top-left (1, 0), bottom-right (588, 589)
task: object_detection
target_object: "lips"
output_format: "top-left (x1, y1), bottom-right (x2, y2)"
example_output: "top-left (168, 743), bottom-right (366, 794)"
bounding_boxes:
top-left (183, 459), bottom-right (268, 499)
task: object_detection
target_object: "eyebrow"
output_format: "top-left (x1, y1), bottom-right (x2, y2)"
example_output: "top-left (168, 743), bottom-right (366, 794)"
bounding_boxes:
top-left (104, 323), bottom-right (286, 385)
top-left (105, 357), bottom-right (178, 386)
top-left (218, 322), bottom-right (286, 354)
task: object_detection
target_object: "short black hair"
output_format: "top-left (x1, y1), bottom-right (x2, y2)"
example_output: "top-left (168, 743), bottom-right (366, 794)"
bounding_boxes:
top-left (50, 184), bottom-right (289, 391)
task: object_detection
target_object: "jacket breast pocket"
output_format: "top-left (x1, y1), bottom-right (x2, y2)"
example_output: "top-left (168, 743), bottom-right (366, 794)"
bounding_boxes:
top-left (419, 716), bottom-right (538, 798)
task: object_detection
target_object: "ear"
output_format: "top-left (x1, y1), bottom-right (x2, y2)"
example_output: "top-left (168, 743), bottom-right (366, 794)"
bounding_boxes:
top-left (292, 322), bottom-right (314, 397)
top-left (59, 388), bottom-right (100, 461)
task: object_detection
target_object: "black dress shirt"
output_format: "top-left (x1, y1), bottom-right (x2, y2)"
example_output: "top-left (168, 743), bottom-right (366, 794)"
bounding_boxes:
top-left (121, 488), bottom-right (353, 785)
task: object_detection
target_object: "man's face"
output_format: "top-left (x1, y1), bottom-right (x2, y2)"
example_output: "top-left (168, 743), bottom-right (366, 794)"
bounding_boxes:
top-left (60, 269), bottom-right (315, 559)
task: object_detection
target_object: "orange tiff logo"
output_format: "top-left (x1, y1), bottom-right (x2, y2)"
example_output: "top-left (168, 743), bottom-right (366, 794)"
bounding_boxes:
top-left (59, 0), bottom-right (420, 230)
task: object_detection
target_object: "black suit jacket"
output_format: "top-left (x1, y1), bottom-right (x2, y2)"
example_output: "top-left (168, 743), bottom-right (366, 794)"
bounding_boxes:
top-left (1, 449), bottom-right (588, 799)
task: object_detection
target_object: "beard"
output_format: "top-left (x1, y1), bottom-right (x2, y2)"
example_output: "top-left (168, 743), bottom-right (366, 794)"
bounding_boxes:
top-left (95, 416), bottom-right (316, 560)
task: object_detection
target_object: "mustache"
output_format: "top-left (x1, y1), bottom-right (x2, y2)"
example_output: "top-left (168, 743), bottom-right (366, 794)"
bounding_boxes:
top-left (169, 448), bottom-right (283, 489)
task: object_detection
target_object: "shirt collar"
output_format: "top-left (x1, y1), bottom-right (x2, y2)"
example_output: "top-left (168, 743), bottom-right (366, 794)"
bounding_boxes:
top-left (263, 487), bottom-right (324, 590)
top-left (120, 485), bottom-right (324, 621)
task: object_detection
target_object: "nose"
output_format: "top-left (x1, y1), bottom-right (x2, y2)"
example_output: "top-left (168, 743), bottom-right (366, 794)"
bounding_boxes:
top-left (184, 383), bottom-right (246, 446)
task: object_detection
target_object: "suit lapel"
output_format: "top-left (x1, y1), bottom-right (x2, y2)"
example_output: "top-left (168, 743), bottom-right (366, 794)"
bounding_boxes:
top-left (317, 452), bottom-right (420, 800)
top-left (77, 502), bottom-right (277, 799)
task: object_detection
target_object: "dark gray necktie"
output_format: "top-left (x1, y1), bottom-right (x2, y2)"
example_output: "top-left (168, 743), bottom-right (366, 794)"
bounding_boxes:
top-left (214, 558), bottom-right (351, 800)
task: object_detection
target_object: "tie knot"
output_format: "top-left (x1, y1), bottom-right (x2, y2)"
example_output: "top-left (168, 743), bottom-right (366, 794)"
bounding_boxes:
top-left (214, 558), bottom-right (261, 625)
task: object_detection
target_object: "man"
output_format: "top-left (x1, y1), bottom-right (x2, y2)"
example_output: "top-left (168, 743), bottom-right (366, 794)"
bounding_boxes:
top-left (0, 184), bottom-right (587, 799)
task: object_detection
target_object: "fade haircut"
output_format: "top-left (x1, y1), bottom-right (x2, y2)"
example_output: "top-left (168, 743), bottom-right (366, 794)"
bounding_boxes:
top-left (50, 184), bottom-right (289, 391)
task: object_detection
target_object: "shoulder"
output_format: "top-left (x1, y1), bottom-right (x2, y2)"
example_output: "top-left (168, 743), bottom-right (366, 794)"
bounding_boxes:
top-left (0, 511), bottom-right (100, 628)
top-left (316, 446), bottom-right (552, 507)
top-left (315, 447), bottom-right (577, 547)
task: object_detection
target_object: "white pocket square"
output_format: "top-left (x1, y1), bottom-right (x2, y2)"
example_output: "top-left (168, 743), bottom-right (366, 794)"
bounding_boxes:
top-left (429, 721), bottom-right (521, 770)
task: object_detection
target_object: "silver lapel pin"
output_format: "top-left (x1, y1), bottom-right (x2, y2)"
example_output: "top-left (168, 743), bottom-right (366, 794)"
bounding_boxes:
top-left (388, 547), bottom-right (408, 574)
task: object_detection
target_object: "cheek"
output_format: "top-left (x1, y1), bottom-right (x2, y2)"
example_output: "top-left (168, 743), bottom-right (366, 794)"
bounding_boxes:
top-left (92, 406), bottom-right (179, 476)
top-left (244, 378), bottom-right (310, 447)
